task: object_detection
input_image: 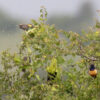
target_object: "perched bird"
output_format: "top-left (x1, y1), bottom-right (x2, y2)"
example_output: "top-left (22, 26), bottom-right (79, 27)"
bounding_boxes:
top-left (19, 24), bottom-right (34, 31)
top-left (89, 64), bottom-right (97, 78)
top-left (47, 72), bottom-right (57, 81)
top-left (46, 58), bottom-right (58, 85)
top-left (47, 72), bottom-right (57, 85)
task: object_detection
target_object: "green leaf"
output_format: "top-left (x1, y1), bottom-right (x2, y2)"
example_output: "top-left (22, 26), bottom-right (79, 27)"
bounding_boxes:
top-left (46, 58), bottom-right (58, 73)
top-left (57, 56), bottom-right (65, 64)
top-left (36, 74), bottom-right (40, 81)
top-left (31, 19), bottom-right (38, 25)
top-left (28, 69), bottom-right (35, 78)
top-left (14, 57), bottom-right (21, 64)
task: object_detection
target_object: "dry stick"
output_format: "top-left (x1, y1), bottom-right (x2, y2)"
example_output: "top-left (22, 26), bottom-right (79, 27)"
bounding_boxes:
top-left (77, 39), bottom-right (99, 61)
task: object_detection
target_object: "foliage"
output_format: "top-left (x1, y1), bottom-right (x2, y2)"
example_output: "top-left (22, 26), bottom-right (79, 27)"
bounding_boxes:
top-left (0, 7), bottom-right (100, 100)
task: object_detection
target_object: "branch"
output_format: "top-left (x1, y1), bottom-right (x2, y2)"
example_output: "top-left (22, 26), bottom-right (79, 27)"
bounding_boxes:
top-left (77, 40), bottom-right (99, 61)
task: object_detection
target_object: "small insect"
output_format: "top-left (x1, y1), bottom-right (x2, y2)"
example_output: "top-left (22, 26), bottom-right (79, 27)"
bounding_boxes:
top-left (19, 24), bottom-right (34, 31)
top-left (89, 64), bottom-right (97, 78)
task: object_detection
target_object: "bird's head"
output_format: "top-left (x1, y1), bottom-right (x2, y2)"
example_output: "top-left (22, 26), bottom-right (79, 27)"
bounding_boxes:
top-left (90, 64), bottom-right (95, 70)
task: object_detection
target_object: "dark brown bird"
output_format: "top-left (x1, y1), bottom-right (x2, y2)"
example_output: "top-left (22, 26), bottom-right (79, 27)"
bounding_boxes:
top-left (19, 24), bottom-right (34, 31)
top-left (47, 72), bottom-right (57, 85)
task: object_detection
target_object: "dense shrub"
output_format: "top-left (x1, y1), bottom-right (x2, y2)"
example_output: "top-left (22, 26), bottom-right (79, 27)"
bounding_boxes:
top-left (0, 7), bottom-right (100, 100)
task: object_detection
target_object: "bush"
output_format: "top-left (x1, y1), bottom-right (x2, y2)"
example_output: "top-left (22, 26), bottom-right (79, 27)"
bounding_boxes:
top-left (0, 7), bottom-right (100, 100)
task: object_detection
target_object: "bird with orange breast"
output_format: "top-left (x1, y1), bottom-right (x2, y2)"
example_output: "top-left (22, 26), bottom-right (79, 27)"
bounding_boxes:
top-left (89, 64), bottom-right (97, 78)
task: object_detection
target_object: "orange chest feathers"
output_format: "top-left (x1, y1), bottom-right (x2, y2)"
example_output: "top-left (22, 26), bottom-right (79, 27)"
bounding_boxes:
top-left (89, 69), bottom-right (97, 77)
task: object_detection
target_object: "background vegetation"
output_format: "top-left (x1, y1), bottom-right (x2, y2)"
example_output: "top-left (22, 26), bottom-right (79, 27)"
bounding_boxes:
top-left (0, 2), bottom-right (94, 52)
top-left (0, 7), bottom-right (100, 100)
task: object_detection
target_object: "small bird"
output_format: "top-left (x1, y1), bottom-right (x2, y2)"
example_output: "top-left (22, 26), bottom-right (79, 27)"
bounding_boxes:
top-left (89, 64), bottom-right (97, 78)
top-left (46, 58), bottom-right (58, 85)
top-left (47, 72), bottom-right (57, 85)
top-left (47, 72), bottom-right (57, 81)
top-left (19, 24), bottom-right (34, 31)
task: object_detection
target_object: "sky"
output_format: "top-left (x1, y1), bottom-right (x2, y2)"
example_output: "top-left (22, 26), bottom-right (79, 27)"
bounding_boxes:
top-left (0, 0), bottom-right (99, 20)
